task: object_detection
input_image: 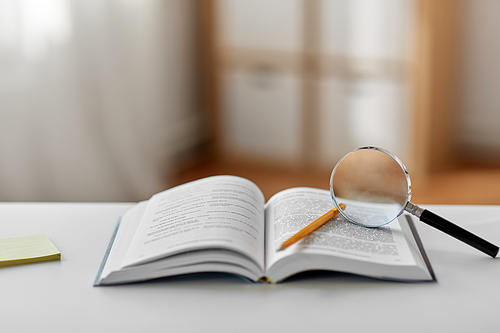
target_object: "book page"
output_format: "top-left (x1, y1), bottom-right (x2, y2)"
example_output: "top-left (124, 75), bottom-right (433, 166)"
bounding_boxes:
top-left (265, 188), bottom-right (416, 271)
top-left (122, 176), bottom-right (265, 269)
top-left (97, 201), bottom-right (148, 282)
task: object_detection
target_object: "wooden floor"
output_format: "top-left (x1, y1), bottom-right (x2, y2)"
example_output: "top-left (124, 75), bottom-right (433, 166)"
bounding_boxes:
top-left (173, 159), bottom-right (500, 205)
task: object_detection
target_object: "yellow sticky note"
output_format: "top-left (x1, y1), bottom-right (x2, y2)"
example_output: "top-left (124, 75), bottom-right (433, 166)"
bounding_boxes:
top-left (0, 234), bottom-right (61, 267)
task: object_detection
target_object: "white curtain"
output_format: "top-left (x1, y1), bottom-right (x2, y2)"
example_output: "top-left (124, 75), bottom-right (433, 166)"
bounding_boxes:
top-left (0, 0), bottom-right (203, 201)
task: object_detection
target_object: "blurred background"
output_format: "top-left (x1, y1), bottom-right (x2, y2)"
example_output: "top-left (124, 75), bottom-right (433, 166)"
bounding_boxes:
top-left (1, 0), bottom-right (500, 203)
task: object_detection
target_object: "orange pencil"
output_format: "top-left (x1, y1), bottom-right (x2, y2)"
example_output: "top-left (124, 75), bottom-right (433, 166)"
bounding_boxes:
top-left (278, 203), bottom-right (346, 251)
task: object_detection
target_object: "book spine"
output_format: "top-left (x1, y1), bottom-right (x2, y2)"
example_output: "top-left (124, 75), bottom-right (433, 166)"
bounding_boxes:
top-left (93, 218), bottom-right (122, 286)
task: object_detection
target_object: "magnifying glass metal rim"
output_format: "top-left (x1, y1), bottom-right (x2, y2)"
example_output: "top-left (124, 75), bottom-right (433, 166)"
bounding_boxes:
top-left (330, 146), bottom-right (412, 227)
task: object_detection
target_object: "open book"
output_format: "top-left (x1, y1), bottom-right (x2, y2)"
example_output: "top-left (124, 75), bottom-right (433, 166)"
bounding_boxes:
top-left (94, 176), bottom-right (434, 285)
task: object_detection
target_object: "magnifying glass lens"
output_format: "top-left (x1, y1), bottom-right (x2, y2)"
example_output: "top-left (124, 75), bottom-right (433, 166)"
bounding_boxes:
top-left (330, 147), bottom-right (410, 227)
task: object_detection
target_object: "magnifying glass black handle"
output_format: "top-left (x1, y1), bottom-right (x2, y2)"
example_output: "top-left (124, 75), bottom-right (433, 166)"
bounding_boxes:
top-left (420, 209), bottom-right (499, 258)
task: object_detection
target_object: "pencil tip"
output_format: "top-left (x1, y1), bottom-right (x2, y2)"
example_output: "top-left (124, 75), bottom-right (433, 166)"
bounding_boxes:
top-left (278, 245), bottom-right (286, 251)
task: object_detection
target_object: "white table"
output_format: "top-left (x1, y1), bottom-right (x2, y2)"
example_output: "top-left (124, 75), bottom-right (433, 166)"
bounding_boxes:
top-left (2, 203), bottom-right (500, 332)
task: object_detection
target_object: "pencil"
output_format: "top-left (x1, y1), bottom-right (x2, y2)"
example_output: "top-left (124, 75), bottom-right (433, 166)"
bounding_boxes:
top-left (278, 203), bottom-right (346, 251)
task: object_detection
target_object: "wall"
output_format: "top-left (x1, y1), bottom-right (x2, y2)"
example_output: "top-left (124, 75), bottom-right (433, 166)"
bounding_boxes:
top-left (459, 0), bottom-right (500, 162)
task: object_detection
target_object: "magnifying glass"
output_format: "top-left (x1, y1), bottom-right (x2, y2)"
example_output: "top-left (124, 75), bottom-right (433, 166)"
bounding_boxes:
top-left (330, 146), bottom-right (499, 258)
